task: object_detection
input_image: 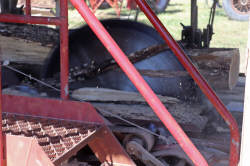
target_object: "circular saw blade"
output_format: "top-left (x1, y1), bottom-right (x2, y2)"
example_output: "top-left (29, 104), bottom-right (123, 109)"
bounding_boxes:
top-left (42, 19), bottom-right (196, 99)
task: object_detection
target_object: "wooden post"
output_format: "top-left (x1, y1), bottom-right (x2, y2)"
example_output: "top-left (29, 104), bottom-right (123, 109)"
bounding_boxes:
top-left (239, 18), bottom-right (250, 166)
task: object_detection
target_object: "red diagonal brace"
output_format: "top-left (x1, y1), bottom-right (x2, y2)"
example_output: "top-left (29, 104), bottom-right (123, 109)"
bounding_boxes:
top-left (0, 62), bottom-right (4, 166)
top-left (134, 0), bottom-right (240, 165)
top-left (70, 0), bottom-right (209, 165)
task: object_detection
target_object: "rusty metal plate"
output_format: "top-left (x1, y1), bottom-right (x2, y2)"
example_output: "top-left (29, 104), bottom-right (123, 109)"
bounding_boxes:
top-left (2, 113), bottom-right (101, 165)
top-left (5, 135), bottom-right (54, 166)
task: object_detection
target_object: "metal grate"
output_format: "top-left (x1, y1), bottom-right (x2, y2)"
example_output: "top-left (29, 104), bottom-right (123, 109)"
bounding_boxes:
top-left (2, 113), bottom-right (101, 164)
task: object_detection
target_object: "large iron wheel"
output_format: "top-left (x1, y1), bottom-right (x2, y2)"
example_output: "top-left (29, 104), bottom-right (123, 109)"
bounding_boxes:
top-left (223, 0), bottom-right (249, 21)
top-left (42, 19), bottom-right (195, 100)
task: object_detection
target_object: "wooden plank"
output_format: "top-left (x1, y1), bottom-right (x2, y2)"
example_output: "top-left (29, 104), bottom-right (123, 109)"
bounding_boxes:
top-left (0, 23), bottom-right (58, 64)
top-left (92, 102), bottom-right (208, 133)
top-left (72, 88), bottom-right (208, 133)
top-left (0, 35), bottom-right (51, 64)
top-left (72, 88), bottom-right (180, 104)
top-left (187, 48), bottom-right (240, 90)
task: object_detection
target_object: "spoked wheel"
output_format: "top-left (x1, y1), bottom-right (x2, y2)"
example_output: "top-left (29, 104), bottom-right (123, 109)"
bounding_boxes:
top-left (223, 0), bottom-right (250, 21)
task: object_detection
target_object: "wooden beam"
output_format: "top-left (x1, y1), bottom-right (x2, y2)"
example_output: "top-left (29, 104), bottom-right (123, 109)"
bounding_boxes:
top-left (72, 88), bottom-right (208, 133)
top-left (187, 48), bottom-right (240, 90)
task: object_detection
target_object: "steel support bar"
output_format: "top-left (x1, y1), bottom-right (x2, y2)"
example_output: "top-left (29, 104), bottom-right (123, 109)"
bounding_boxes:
top-left (25, 0), bottom-right (31, 16)
top-left (70, 0), bottom-right (208, 165)
top-left (60, 0), bottom-right (69, 99)
top-left (0, 1), bottom-right (69, 99)
top-left (0, 14), bottom-right (62, 25)
top-left (0, 63), bottom-right (4, 166)
top-left (134, 0), bottom-right (240, 165)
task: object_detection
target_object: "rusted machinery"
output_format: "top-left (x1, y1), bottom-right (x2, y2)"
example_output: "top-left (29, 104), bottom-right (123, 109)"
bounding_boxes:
top-left (0, 0), bottom-right (242, 166)
top-left (88, 0), bottom-right (249, 21)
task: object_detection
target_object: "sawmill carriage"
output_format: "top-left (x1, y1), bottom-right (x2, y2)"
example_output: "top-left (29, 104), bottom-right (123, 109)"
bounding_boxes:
top-left (0, 0), bottom-right (248, 165)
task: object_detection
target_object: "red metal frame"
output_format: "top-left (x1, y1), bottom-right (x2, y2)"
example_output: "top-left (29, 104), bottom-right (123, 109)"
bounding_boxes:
top-left (0, 8), bottom-right (69, 100)
top-left (0, 0), bottom-right (240, 165)
top-left (0, 0), bottom-right (69, 164)
top-left (2, 95), bottom-right (136, 165)
top-left (70, 0), bottom-right (208, 165)
top-left (134, 0), bottom-right (240, 165)
top-left (70, 0), bottom-right (240, 165)
top-left (2, 95), bottom-right (103, 123)
top-left (0, 62), bottom-right (4, 166)
top-left (0, 14), bottom-right (62, 25)
top-left (60, 0), bottom-right (69, 99)
top-left (25, 0), bottom-right (31, 15)
top-left (89, 0), bottom-right (122, 15)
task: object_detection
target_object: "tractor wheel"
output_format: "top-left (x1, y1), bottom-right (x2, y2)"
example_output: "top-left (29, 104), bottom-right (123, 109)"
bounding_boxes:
top-left (222, 0), bottom-right (249, 21)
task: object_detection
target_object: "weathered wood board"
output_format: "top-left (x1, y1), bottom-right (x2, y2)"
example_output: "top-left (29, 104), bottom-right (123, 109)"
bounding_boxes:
top-left (72, 88), bottom-right (208, 133)
top-left (187, 48), bottom-right (240, 90)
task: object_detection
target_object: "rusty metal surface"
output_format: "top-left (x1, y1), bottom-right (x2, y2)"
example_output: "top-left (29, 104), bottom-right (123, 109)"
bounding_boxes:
top-left (2, 113), bottom-right (101, 165)
top-left (2, 95), bottom-right (135, 166)
top-left (5, 134), bottom-right (54, 166)
top-left (2, 95), bottom-right (104, 124)
top-left (88, 126), bottom-right (136, 166)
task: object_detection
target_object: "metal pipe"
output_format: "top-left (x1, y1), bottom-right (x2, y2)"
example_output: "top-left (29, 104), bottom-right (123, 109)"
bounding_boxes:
top-left (60, 0), bottom-right (69, 99)
top-left (0, 51), bottom-right (4, 166)
top-left (191, 0), bottom-right (198, 45)
top-left (70, 0), bottom-right (208, 165)
top-left (25, 0), bottom-right (31, 16)
top-left (0, 14), bottom-right (62, 25)
top-left (134, 0), bottom-right (240, 165)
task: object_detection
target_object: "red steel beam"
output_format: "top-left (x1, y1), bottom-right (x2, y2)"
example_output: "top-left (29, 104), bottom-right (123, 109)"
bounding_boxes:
top-left (0, 63), bottom-right (4, 166)
top-left (0, 2), bottom-right (69, 99)
top-left (70, 0), bottom-right (208, 165)
top-left (60, 0), bottom-right (69, 99)
top-left (134, 0), bottom-right (240, 165)
top-left (2, 95), bottom-right (136, 166)
top-left (0, 14), bottom-right (62, 25)
top-left (25, 0), bottom-right (31, 16)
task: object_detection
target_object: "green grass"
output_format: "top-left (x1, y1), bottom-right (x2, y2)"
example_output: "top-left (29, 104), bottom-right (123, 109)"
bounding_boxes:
top-left (68, 0), bottom-right (249, 72)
